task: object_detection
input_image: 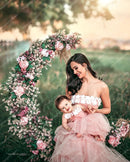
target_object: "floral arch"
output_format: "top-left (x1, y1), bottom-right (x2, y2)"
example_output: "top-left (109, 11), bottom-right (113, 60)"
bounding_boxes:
top-left (2, 31), bottom-right (81, 161)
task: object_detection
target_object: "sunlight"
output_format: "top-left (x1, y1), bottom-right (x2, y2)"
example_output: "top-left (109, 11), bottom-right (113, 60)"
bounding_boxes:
top-left (98, 0), bottom-right (115, 7)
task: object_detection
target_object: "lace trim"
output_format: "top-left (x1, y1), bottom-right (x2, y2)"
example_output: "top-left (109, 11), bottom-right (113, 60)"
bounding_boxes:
top-left (71, 95), bottom-right (101, 106)
top-left (64, 106), bottom-right (82, 119)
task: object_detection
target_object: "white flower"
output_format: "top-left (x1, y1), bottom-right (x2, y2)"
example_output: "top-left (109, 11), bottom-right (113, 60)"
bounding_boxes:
top-left (20, 117), bottom-right (28, 126)
top-left (55, 41), bottom-right (64, 50)
top-left (17, 56), bottom-right (26, 62)
top-left (41, 49), bottom-right (49, 57)
top-left (14, 86), bottom-right (24, 97)
top-left (25, 73), bottom-right (34, 80)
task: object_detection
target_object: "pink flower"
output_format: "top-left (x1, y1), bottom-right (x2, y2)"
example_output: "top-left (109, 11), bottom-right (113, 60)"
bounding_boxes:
top-left (66, 44), bottom-right (71, 51)
top-left (18, 110), bottom-right (25, 117)
top-left (48, 50), bottom-right (55, 58)
top-left (19, 60), bottom-right (29, 73)
top-left (39, 48), bottom-right (43, 52)
top-left (14, 86), bottom-right (24, 97)
top-left (55, 41), bottom-right (64, 50)
top-left (45, 116), bottom-right (48, 120)
top-left (20, 116), bottom-right (28, 126)
top-left (108, 135), bottom-right (121, 147)
top-left (18, 107), bottom-right (29, 117)
top-left (32, 82), bottom-right (35, 86)
top-left (32, 150), bottom-right (39, 155)
top-left (119, 123), bottom-right (129, 137)
top-left (37, 140), bottom-right (47, 150)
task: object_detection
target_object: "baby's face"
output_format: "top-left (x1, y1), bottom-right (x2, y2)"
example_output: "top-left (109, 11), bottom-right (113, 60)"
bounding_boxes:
top-left (58, 99), bottom-right (73, 113)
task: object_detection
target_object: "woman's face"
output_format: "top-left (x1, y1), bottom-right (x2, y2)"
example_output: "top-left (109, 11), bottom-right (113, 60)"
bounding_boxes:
top-left (58, 99), bottom-right (73, 113)
top-left (70, 61), bottom-right (86, 79)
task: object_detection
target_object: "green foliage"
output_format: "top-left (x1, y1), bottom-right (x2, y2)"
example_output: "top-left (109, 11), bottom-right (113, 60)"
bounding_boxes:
top-left (0, 0), bottom-right (113, 33)
top-left (11, 92), bottom-right (17, 99)
top-left (15, 64), bottom-right (21, 72)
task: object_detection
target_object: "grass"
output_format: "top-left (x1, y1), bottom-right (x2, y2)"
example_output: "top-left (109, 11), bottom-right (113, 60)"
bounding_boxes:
top-left (0, 45), bottom-right (130, 161)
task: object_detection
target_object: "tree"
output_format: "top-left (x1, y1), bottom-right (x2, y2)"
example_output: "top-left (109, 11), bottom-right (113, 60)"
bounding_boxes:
top-left (0, 0), bottom-right (113, 34)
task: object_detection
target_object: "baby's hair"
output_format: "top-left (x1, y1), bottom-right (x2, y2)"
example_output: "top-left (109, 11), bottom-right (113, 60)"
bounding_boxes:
top-left (55, 95), bottom-right (71, 110)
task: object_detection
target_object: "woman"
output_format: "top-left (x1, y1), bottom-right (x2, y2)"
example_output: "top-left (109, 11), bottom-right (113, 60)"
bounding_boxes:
top-left (66, 53), bottom-right (111, 115)
top-left (51, 53), bottom-right (129, 162)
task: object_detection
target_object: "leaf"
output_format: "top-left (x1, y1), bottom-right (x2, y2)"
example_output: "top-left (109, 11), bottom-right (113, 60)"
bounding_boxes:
top-left (15, 64), bottom-right (21, 72)
top-left (26, 64), bottom-right (33, 71)
top-left (42, 43), bottom-right (45, 49)
top-left (21, 94), bottom-right (28, 98)
top-left (42, 57), bottom-right (50, 61)
top-left (33, 76), bottom-right (39, 82)
top-left (11, 92), bottom-right (17, 99)
top-left (23, 78), bottom-right (31, 85)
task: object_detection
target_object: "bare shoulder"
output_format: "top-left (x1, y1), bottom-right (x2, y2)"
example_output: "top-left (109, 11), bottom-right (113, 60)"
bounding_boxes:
top-left (100, 80), bottom-right (109, 89)
top-left (95, 79), bottom-right (109, 93)
top-left (98, 80), bottom-right (109, 96)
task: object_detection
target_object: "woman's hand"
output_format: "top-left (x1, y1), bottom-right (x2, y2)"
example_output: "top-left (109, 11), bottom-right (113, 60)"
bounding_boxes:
top-left (84, 105), bottom-right (97, 114)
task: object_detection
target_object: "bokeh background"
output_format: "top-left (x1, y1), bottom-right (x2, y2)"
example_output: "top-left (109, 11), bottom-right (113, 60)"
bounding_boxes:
top-left (0, 0), bottom-right (130, 161)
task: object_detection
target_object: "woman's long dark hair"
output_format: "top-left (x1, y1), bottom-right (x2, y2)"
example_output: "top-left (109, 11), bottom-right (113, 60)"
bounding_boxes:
top-left (66, 53), bottom-right (97, 95)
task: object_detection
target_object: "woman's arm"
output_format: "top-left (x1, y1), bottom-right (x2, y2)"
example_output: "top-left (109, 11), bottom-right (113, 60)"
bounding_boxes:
top-left (62, 114), bottom-right (71, 131)
top-left (96, 83), bottom-right (111, 114)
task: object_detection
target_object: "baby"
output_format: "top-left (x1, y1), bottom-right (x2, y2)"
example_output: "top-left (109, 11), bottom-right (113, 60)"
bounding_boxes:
top-left (55, 95), bottom-right (104, 140)
top-left (55, 95), bottom-right (85, 137)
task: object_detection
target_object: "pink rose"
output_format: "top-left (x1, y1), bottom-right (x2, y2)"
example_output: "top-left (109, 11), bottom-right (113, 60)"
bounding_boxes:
top-left (20, 116), bottom-right (28, 126)
top-left (55, 41), bottom-right (64, 50)
top-left (19, 60), bottom-right (29, 73)
top-left (18, 107), bottom-right (28, 117)
top-left (36, 140), bottom-right (47, 150)
top-left (32, 150), bottom-right (39, 155)
top-left (66, 44), bottom-right (71, 51)
top-left (18, 110), bottom-right (25, 117)
top-left (108, 135), bottom-right (121, 147)
top-left (14, 86), bottom-right (24, 97)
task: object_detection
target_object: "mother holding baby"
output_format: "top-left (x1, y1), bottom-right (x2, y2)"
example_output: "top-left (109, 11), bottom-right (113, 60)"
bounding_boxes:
top-left (51, 53), bottom-right (129, 162)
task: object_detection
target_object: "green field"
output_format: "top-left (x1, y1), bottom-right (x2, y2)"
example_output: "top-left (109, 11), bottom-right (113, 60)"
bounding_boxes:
top-left (0, 45), bottom-right (130, 161)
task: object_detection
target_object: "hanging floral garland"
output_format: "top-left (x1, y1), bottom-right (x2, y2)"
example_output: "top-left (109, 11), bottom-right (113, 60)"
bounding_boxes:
top-left (1, 31), bottom-right (81, 161)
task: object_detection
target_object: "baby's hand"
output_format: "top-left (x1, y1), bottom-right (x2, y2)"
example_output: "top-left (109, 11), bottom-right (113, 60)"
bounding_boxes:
top-left (94, 135), bottom-right (105, 142)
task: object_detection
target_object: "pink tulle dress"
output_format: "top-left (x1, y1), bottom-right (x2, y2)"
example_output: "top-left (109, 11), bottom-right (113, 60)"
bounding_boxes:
top-left (50, 95), bottom-right (129, 162)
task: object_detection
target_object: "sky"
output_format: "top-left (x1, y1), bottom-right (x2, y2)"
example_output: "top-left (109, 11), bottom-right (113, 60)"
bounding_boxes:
top-left (0, 0), bottom-right (130, 41)
top-left (69, 0), bottom-right (130, 40)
